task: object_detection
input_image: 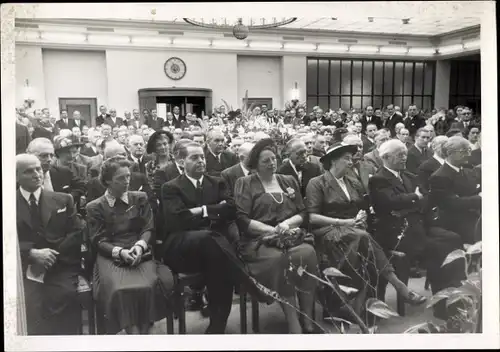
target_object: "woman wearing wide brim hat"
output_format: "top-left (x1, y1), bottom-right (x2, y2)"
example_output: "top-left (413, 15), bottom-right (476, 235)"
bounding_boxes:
top-left (307, 142), bottom-right (426, 328)
top-left (52, 135), bottom-right (88, 181)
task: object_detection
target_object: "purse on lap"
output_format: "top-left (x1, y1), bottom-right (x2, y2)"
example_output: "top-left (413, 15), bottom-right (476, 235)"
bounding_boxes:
top-left (255, 228), bottom-right (314, 252)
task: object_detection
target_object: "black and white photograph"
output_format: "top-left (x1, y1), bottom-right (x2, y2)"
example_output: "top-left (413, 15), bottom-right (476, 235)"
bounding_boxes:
top-left (2, 2), bottom-right (498, 351)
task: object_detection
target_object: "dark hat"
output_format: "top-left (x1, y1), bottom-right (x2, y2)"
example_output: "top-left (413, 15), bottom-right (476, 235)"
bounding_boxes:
top-left (53, 135), bottom-right (84, 153)
top-left (146, 130), bottom-right (174, 154)
top-left (320, 142), bottom-right (358, 164)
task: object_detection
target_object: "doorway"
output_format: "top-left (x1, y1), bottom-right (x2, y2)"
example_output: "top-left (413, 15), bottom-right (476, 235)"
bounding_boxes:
top-left (156, 96), bottom-right (206, 117)
top-left (59, 97), bottom-right (98, 126)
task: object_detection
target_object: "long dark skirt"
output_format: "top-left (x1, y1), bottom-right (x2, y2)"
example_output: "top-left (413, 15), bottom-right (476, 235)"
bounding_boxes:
top-left (93, 256), bottom-right (174, 334)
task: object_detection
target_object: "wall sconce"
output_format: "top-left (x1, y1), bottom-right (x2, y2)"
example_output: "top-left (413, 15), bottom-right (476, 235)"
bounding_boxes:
top-left (23, 79), bottom-right (35, 108)
top-left (291, 82), bottom-right (300, 101)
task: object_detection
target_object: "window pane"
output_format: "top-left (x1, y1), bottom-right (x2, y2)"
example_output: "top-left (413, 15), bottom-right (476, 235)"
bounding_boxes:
top-left (394, 62), bottom-right (404, 95)
top-left (307, 59), bottom-right (318, 95)
top-left (373, 61), bottom-right (384, 95)
top-left (341, 96), bottom-right (351, 110)
top-left (352, 96), bottom-right (362, 110)
top-left (423, 96), bottom-right (433, 111)
top-left (307, 97), bottom-right (318, 113)
top-left (414, 63), bottom-right (424, 96)
top-left (318, 60), bottom-right (329, 95)
top-left (373, 96), bottom-right (383, 110)
top-left (352, 61), bottom-right (362, 94)
top-left (363, 61), bottom-right (373, 95)
top-left (413, 96), bottom-right (423, 110)
top-left (329, 96), bottom-right (340, 111)
top-left (383, 96), bottom-right (393, 109)
top-left (318, 96), bottom-right (329, 111)
top-left (393, 96), bottom-right (402, 110)
top-left (384, 62), bottom-right (393, 95)
top-left (449, 62), bottom-right (458, 96)
top-left (424, 62), bottom-right (434, 95)
top-left (362, 96), bottom-right (372, 109)
top-left (341, 60), bottom-right (352, 94)
top-left (403, 96), bottom-right (413, 111)
top-left (404, 62), bottom-right (414, 95)
top-left (330, 60), bottom-right (341, 95)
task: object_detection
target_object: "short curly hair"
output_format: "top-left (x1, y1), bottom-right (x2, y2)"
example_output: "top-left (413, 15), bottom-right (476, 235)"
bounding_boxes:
top-left (246, 138), bottom-right (277, 170)
top-left (99, 156), bottom-right (132, 188)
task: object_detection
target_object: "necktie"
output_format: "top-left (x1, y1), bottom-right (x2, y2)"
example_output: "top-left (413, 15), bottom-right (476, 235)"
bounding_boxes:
top-left (195, 179), bottom-right (203, 204)
top-left (29, 193), bottom-right (42, 231)
top-left (216, 154), bottom-right (221, 163)
top-left (421, 147), bottom-right (427, 155)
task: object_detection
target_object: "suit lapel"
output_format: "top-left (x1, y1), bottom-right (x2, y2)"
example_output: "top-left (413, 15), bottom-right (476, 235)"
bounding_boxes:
top-left (17, 191), bottom-right (32, 228)
top-left (39, 191), bottom-right (56, 228)
top-left (179, 174), bottom-right (198, 205)
top-left (236, 164), bottom-right (245, 178)
top-left (381, 167), bottom-right (406, 193)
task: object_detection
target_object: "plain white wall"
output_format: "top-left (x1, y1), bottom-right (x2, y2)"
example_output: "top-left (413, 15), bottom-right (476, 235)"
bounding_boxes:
top-left (105, 49), bottom-right (238, 115)
top-left (16, 46), bottom-right (46, 108)
top-left (42, 49), bottom-right (108, 116)
top-left (282, 55), bottom-right (307, 105)
top-left (435, 60), bottom-right (451, 109)
top-left (237, 55), bottom-right (282, 109)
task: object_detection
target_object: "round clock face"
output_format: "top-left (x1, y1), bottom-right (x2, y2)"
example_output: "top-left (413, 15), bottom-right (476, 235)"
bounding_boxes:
top-left (164, 57), bottom-right (187, 80)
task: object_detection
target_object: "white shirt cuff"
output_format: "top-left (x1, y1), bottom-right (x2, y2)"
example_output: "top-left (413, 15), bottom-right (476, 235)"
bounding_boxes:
top-left (112, 246), bottom-right (122, 259)
top-left (135, 240), bottom-right (148, 252)
top-left (201, 205), bottom-right (208, 218)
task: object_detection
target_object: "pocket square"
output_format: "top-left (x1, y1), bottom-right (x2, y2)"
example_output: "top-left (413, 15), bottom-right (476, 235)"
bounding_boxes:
top-left (57, 207), bottom-right (67, 213)
top-left (138, 185), bottom-right (143, 191)
top-left (476, 184), bottom-right (480, 189)
top-left (62, 185), bottom-right (70, 189)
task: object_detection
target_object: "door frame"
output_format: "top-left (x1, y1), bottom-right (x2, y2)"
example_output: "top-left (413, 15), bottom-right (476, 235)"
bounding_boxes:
top-left (59, 97), bottom-right (98, 127)
top-left (138, 88), bottom-right (213, 117)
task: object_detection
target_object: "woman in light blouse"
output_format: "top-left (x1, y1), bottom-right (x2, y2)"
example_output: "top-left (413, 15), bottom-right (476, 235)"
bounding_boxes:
top-left (86, 156), bottom-right (173, 334)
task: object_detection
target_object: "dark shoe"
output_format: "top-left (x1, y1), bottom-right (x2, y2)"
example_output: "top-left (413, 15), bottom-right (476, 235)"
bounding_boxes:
top-left (186, 292), bottom-right (205, 311)
top-left (403, 291), bottom-right (427, 306)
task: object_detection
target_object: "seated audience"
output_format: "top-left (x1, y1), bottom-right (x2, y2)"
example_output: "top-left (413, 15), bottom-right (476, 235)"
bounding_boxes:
top-left (417, 136), bottom-right (448, 192)
top-left (221, 142), bottom-right (254, 198)
top-left (204, 130), bottom-right (238, 177)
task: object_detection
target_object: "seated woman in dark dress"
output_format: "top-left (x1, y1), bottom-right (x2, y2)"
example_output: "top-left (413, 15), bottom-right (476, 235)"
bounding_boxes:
top-left (234, 138), bottom-right (318, 334)
top-left (306, 142), bottom-right (426, 322)
top-left (86, 156), bottom-right (174, 334)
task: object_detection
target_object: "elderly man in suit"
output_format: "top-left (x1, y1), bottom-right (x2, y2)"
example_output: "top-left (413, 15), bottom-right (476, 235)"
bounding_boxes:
top-left (127, 134), bottom-right (151, 175)
top-left (406, 127), bottom-right (433, 174)
top-left (16, 154), bottom-right (83, 335)
top-left (364, 129), bottom-right (390, 171)
top-left (429, 136), bottom-right (481, 245)
top-left (103, 108), bottom-right (125, 128)
top-left (27, 138), bottom-right (86, 207)
top-left (368, 139), bottom-right (429, 302)
top-left (221, 142), bottom-right (254, 198)
top-left (278, 139), bottom-right (322, 198)
top-left (161, 142), bottom-right (270, 334)
top-left (204, 129), bottom-right (238, 177)
top-left (68, 110), bottom-right (86, 131)
top-left (96, 105), bottom-right (110, 127)
top-left (417, 136), bottom-right (448, 193)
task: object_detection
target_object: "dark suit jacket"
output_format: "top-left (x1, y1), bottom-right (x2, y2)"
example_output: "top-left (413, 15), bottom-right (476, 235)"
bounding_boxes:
top-left (345, 160), bottom-right (378, 195)
top-left (55, 119), bottom-right (71, 131)
top-left (96, 113), bottom-right (110, 127)
top-left (406, 145), bottom-right (433, 174)
top-left (449, 120), bottom-right (475, 133)
top-left (128, 154), bottom-right (152, 175)
top-left (277, 160), bottom-right (322, 197)
top-left (204, 147), bottom-right (239, 177)
top-left (361, 135), bottom-right (376, 155)
top-left (128, 119), bottom-right (142, 130)
top-left (429, 163), bottom-right (481, 244)
top-left (361, 115), bottom-right (382, 131)
top-left (221, 163), bottom-right (247, 198)
top-left (153, 162), bottom-right (182, 201)
top-left (466, 148), bottom-right (481, 168)
top-left (86, 172), bottom-right (151, 203)
top-left (404, 115), bottom-right (426, 137)
top-left (17, 189), bottom-right (83, 272)
top-left (172, 115), bottom-right (185, 129)
top-left (67, 119), bottom-right (86, 131)
top-left (417, 157), bottom-right (443, 193)
top-left (385, 113), bottom-right (404, 137)
top-left (364, 149), bottom-right (383, 171)
top-left (161, 174), bottom-right (236, 245)
top-left (146, 117), bottom-right (165, 131)
top-left (368, 167), bottom-right (428, 254)
top-left (32, 126), bottom-right (55, 141)
top-left (49, 165), bottom-right (86, 206)
top-left (80, 145), bottom-right (99, 157)
top-left (16, 122), bottom-right (32, 155)
top-left (103, 116), bottom-right (125, 128)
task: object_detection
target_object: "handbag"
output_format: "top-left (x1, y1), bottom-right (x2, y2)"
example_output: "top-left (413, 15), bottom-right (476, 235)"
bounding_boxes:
top-left (255, 228), bottom-right (314, 252)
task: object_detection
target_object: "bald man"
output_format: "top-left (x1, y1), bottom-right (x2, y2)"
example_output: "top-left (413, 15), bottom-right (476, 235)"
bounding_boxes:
top-left (85, 143), bottom-right (151, 203)
top-left (221, 142), bottom-right (254, 198)
top-left (16, 154), bottom-right (83, 335)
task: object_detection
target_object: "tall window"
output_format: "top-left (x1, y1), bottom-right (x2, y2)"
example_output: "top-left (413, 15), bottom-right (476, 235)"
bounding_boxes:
top-left (307, 58), bottom-right (435, 112)
top-left (449, 59), bottom-right (481, 113)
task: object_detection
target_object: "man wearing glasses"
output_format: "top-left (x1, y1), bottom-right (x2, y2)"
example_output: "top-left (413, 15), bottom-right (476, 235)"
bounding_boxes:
top-left (428, 136), bottom-right (481, 245)
top-left (450, 107), bottom-right (475, 133)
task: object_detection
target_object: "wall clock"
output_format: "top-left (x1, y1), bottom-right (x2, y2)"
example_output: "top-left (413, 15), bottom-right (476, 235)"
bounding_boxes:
top-left (164, 57), bottom-right (187, 80)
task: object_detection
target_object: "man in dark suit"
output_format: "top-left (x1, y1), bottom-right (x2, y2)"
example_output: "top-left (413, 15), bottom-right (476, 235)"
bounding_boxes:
top-left (368, 139), bottom-right (429, 303)
top-left (172, 106), bottom-right (185, 129)
top-left (360, 106), bottom-right (382, 132)
top-left (67, 110), bottom-right (86, 131)
top-left (96, 105), bottom-right (110, 127)
top-left (406, 127), bottom-right (433, 174)
top-left (145, 109), bottom-right (165, 131)
top-left (16, 154), bottom-right (83, 335)
top-left (384, 104), bottom-right (404, 137)
top-left (221, 142), bottom-right (253, 198)
top-left (204, 130), bottom-right (238, 177)
top-left (417, 135), bottom-right (448, 193)
top-left (404, 104), bottom-right (426, 138)
top-left (17, 120), bottom-right (32, 155)
top-left (55, 110), bottom-right (71, 131)
top-left (265, 110), bottom-right (279, 125)
top-left (449, 107), bottom-right (475, 133)
top-left (126, 134), bottom-right (151, 175)
top-left (277, 139), bottom-right (321, 197)
top-left (343, 134), bottom-right (378, 195)
top-left (361, 123), bottom-right (377, 155)
top-left (311, 135), bottom-right (327, 158)
top-left (161, 142), bottom-right (270, 334)
top-left (103, 108), bottom-right (125, 128)
top-left (27, 138), bottom-right (86, 208)
top-left (364, 129), bottom-right (390, 171)
top-left (429, 136), bottom-right (481, 245)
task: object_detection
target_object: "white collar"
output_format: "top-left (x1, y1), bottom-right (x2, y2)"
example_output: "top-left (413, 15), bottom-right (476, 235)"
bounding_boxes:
top-left (240, 162), bottom-right (250, 176)
top-left (130, 154), bottom-right (141, 163)
top-left (104, 189), bottom-right (129, 207)
top-left (289, 160), bottom-right (301, 175)
top-left (175, 162), bottom-right (184, 174)
top-left (433, 154), bottom-right (445, 165)
top-left (20, 187), bottom-right (42, 205)
top-left (185, 173), bottom-right (203, 188)
top-left (445, 161), bottom-right (461, 173)
top-left (384, 166), bottom-right (401, 179)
